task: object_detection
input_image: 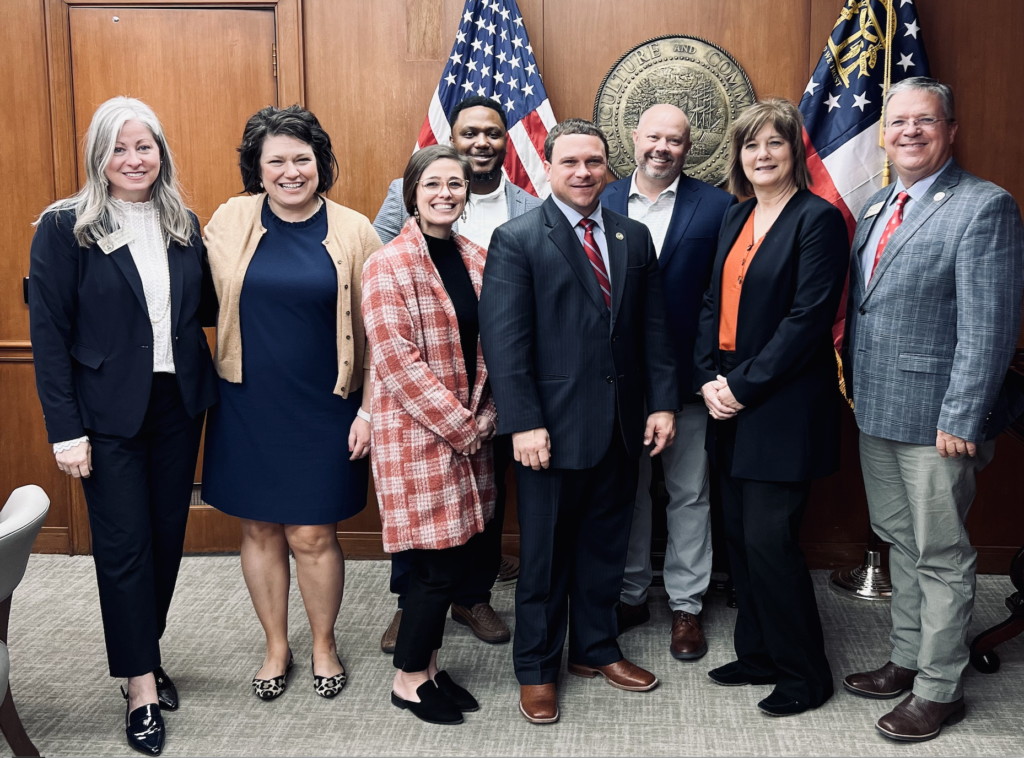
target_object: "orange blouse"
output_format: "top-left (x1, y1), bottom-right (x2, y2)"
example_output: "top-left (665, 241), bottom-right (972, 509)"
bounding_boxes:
top-left (719, 212), bottom-right (764, 352)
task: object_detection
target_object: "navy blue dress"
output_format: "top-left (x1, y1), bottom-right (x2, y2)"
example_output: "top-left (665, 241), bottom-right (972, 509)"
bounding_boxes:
top-left (202, 199), bottom-right (369, 525)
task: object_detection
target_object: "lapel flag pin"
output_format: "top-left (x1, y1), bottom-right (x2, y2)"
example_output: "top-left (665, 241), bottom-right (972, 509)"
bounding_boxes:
top-left (934, 192), bottom-right (945, 201)
top-left (615, 232), bottom-right (624, 240)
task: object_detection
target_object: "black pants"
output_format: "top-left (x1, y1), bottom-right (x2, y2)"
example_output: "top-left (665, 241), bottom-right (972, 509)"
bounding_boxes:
top-left (390, 436), bottom-right (512, 608)
top-left (80, 373), bottom-right (205, 678)
top-left (512, 424), bottom-right (638, 685)
top-left (393, 539), bottom-right (474, 672)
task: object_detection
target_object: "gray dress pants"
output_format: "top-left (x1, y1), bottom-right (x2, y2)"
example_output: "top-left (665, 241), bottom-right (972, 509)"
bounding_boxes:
top-left (859, 432), bottom-right (996, 703)
top-left (621, 403), bottom-right (712, 613)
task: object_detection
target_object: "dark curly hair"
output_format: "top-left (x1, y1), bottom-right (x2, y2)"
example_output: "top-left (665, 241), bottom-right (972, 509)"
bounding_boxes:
top-left (237, 105), bottom-right (339, 194)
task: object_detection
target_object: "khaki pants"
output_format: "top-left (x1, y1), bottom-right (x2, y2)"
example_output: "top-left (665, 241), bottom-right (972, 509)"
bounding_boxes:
top-left (859, 432), bottom-right (996, 703)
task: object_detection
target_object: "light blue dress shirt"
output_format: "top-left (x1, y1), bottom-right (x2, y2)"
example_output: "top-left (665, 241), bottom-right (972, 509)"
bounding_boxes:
top-left (551, 195), bottom-right (612, 287)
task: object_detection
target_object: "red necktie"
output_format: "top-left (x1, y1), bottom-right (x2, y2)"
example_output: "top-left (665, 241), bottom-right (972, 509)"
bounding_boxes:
top-left (870, 191), bottom-right (910, 281)
top-left (579, 218), bottom-right (611, 308)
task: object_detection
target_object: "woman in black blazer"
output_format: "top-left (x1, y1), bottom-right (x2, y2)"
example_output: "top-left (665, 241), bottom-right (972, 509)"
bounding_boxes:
top-left (693, 99), bottom-right (849, 716)
top-left (29, 97), bottom-right (217, 755)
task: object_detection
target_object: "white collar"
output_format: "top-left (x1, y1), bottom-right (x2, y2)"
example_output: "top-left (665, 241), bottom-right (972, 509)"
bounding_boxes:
top-left (468, 174), bottom-right (506, 204)
top-left (628, 171), bottom-right (680, 201)
top-left (552, 195), bottom-right (604, 232)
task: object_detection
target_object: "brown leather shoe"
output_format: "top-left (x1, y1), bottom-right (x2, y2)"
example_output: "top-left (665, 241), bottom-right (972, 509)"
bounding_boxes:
top-left (844, 661), bottom-right (917, 699)
top-left (380, 609), bottom-right (401, 654)
top-left (876, 693), bottom-right (966, 742)
top-left (616, 600), bottom-right (650, 635)
top-left (451, 602), bottom-right (511, 643)
top-left (670, 610), bottom-right (708, 660)
top-left (519, 684), bottom-right (559, 724)
top-left (567, 658), bottom-right (659, 691)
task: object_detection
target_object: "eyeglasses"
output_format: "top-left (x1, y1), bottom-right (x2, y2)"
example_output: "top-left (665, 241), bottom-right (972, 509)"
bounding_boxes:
top-left (418, 179), bottom-right (468, 194)
top-left (884, 117), bottom-right (952, 130)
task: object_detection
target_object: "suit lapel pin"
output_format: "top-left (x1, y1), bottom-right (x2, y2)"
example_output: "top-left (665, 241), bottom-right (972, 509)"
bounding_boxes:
top-left (615, 232), bottom-right (624, 240)
top-left (933, 191), bottom-right (945, 201)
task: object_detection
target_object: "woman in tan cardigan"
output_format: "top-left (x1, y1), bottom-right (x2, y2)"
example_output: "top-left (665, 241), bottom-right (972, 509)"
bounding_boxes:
top-left (202, 106), bottom-right (381, 700)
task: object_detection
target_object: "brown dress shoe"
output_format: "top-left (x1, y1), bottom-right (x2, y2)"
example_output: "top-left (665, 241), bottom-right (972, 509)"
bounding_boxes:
top-left (567, 658), bottom-right (659, 691)
top-left (616, 600), bottom-right (650, 635)
top-left (844, 661), bottom-right (917, 699)
top-left (519, 684), bottom-right (559, 724)
top-left (670, 611), bottom-right (708, 660)
top-left (380, 609), bottom-right (402, 654)
top-left (451, 602), bottom-right (511, 643)
top-left (876, 693), bottom-right (966, 742)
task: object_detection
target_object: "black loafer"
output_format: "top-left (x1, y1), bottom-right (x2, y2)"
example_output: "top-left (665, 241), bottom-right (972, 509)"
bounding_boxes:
top-left (708, 661), bottom-right (779, 686)
top-left (154, 667), bottom-right (178, 711)
top-left (121, 688), bottom-right (165, 756)
top-left (434, 670), bottom-right (479, 712)
top-left (391, 681), bottom-right (464, 724)
top-left (758, 690), bottom-right (810, 717)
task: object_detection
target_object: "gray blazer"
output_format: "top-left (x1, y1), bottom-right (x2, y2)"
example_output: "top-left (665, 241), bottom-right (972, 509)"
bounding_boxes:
top-left (844, 161), bottom-right (1024, 445)
top-left (372, 177), bottom-right (541, 245)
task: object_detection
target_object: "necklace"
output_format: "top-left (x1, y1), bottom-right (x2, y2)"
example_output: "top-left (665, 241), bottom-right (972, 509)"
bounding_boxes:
top-left (737, 215), bottom-right (761, 286)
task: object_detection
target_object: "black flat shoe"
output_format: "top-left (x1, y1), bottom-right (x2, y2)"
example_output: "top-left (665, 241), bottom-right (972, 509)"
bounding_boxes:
top-left (252, 649), bottom-right (293, 701)
top-left (121, 687), bottom-right (165, 756)
top-left (391, 681), bottom-right (464, 725)
top-left (434, 670), bottom-right (479, 712)
top-left (708, 661), bottom-right (779, 686)
top-left (312, 653), bottom-right (347, 698)
top-left (758, 689), bottom-right (811, 717)
top-left (154, 667), bottom-right (178, 711)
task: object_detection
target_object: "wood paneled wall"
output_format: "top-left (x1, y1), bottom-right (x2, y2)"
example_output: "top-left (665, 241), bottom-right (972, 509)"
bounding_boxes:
top-left (3, 0), bottom-right (1023, 567)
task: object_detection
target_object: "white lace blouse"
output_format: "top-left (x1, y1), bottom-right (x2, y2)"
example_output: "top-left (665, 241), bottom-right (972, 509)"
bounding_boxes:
top-left (53, 199), bottom-right (175, 455)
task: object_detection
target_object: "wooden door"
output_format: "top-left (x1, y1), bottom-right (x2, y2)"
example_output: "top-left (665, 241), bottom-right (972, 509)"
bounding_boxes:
top-left (61, 4), bottom-right (279, 552)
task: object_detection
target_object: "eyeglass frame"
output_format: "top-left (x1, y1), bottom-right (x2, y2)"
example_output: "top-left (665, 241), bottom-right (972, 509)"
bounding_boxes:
top-left (416, 178), bottom-right (469, 194)
top-left (883, 116), bottom-right (955, 131)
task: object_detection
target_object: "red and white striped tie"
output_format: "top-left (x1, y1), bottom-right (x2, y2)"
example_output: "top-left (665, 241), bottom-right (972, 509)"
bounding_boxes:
top-left (579, 218), bottom-right (611, 309)
top-left (869, 191), bottom-right (910, 281)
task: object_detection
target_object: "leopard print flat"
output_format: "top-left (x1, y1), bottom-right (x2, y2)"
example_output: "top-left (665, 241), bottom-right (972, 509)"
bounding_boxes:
top-left (312, 653), bottom-right (347, 698)
top-left (252, 649), bottom-right (293, 701)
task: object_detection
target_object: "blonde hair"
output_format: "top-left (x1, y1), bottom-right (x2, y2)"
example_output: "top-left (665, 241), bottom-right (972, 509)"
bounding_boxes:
top-left (725, 98), bottom-right (811, 198)
top-left (35, 97), bottom-right (194, 247)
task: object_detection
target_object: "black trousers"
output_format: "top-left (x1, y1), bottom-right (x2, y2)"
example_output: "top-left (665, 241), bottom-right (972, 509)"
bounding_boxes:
top-left (716, 416), bottom-right (833, 706)
top-left (392, 539), bottom-right (474, 672)
top-left (390, 436), bottom-right (512, 608)
top-left (80, 373), bottom-right (205, 678)
top-left (512, 424), bottom-right (638, 685)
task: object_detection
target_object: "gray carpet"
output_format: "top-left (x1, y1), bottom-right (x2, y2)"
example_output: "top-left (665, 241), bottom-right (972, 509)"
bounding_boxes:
top-left (3, 556), bottom-right (1022, 757)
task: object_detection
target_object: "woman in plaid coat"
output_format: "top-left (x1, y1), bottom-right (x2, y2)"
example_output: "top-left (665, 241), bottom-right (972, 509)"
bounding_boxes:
top-left (362, 145), bottom-right (497, 725)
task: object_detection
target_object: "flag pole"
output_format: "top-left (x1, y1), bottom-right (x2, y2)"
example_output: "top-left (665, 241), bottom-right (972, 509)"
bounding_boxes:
top-left (879, 0), bottom-right (896, 187)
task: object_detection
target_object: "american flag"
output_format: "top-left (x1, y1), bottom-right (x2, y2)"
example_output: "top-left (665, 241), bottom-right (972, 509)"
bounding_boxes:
top-left (414, 0), bottom-right (556, 198)
top-left (800, 0), bottom-right (930, 346)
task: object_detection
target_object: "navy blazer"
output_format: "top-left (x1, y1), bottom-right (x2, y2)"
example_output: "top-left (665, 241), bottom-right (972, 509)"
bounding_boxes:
top-left (693, 191), bottom-right (849, 481)
top-left (29, 209), bottom-right (219, 442)
top-left (602, 174), bottom-right (736, 406)
top-left (479, 197), bottom-right (678, 470)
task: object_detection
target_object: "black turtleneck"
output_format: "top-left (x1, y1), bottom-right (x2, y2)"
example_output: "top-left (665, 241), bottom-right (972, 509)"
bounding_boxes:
top-left (424, 233), bottom-right (478, 391)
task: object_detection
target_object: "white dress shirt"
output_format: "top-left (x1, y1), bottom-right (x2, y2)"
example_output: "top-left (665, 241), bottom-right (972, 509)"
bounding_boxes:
top-left (626, 172), bottom-right (679, 256)
top-left (860, 158), bottom-right (953, 284)
top-left (551, 195), bottom-right (612, 287)
top-left (460, 175), bottom-right (509, 249)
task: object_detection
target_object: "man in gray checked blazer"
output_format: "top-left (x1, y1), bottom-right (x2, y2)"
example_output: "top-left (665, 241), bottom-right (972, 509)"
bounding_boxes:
top-left (842, 77), bottom-right (1024, 743)
top-left (372, 96), bottom-right (541, 655)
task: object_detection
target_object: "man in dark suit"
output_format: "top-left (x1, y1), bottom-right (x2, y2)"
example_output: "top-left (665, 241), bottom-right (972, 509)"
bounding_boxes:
top-left (601, 104), bottom-right (735, 661)
top-left (479, 119), bottom-right (678, 723)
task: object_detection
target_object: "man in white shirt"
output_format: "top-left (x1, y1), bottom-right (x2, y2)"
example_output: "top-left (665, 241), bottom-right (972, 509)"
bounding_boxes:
top-left (372, 96), bottom-right (540, 653)
top-left (601, 104), bottom-right (736, 661)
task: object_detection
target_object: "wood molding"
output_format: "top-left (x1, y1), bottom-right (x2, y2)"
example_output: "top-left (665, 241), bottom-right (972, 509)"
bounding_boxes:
top-left (31, 526), bottom-right (70, 554)
top-left (0, 341), bottom-right (33, 361)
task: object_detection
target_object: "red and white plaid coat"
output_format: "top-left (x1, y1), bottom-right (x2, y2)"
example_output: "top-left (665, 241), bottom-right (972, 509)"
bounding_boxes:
top-left (362, 218), bottom-right (497, 552)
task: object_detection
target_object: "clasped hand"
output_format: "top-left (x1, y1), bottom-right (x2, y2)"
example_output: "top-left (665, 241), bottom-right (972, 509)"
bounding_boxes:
top-left (701, 374), bottom-right (745, 420)
top-left (458, 415), bottom-right (496, 456)
top-left (55, 442), bottom-right (92, 478)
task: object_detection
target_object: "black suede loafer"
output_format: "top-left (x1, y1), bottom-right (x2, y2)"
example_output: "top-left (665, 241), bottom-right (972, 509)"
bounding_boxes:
top-left (758, 690), bottom-right (810, 717)
top-left (154, 667), bottom-right (178, 711)
top-left (391, 681), bottom-right (464, 725)
top-left (434, 670), bottom-right (479, 712)
top-left (708, 661), bottom-right (779, 687)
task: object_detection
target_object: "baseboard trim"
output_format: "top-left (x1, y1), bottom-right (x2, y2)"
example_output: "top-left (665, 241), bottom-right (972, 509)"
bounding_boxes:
top-left (31, 525), bottom-right (70, 553)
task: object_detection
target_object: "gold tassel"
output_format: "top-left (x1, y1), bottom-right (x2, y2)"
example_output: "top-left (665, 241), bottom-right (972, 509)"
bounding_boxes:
top-left (836, 347), bottom-right (854, 410)
top-left (879, 0), bottom-right (896, 187)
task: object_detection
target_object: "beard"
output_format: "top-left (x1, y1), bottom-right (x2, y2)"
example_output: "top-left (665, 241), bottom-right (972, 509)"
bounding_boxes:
top-left (472, 165), bottom-right (503, 184)
top-left (638, 151), bottom-right (681, 181)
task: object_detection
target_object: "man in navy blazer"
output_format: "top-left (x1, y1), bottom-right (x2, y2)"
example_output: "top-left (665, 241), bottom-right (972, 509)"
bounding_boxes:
top-left (601, 104), bottom-right (735, 661)
top-left (479, 119), bottom-right (678, 723)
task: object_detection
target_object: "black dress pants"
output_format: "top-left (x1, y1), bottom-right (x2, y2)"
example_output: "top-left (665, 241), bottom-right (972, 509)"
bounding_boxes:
top-left (512, 425), bottom-right (638, 685)
top-left (716, 417), bottom-right (833, 706)
top-left (80, 373), bottom-right (205, 678)
top-left (393, 539), bottom-right (474, 672)
top-left (390, 436), bottom-right (512, 608)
